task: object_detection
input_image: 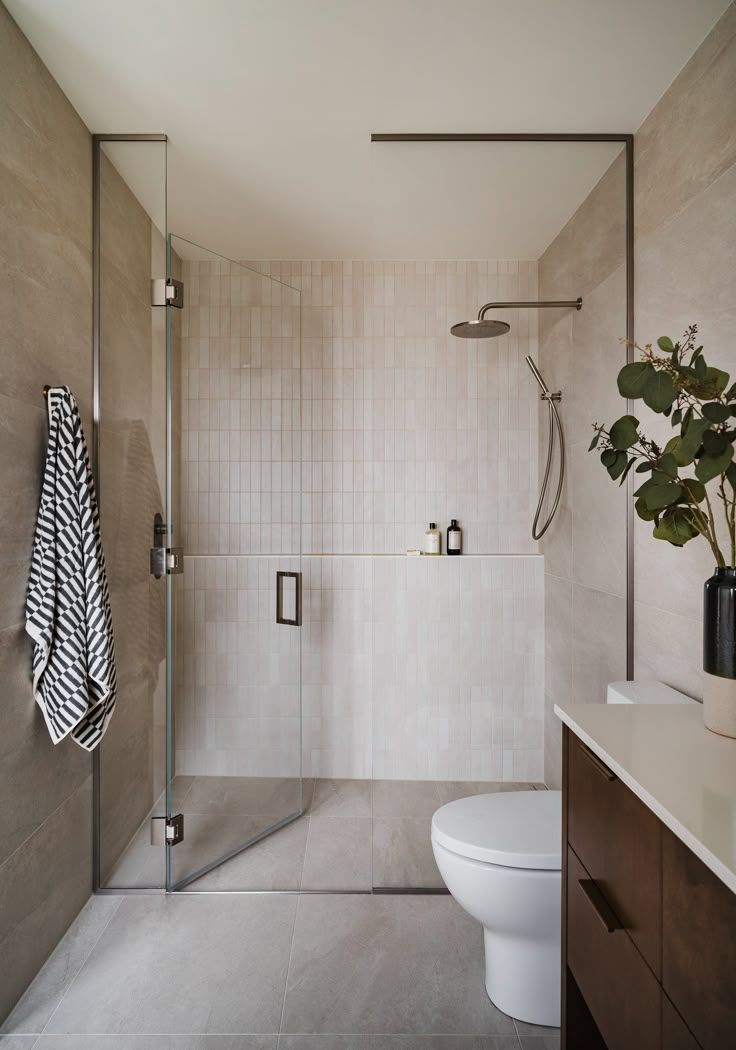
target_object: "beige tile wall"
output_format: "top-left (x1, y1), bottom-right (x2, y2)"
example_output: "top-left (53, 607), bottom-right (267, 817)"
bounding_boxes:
top-left (176, 258), bottom-right (546, 780)
top-left (180, 259), bottom-right (541, 556)
top-left (539, 1), bottom-right (736, 786)
top-left (0, 3), bottom-right (93, 1021)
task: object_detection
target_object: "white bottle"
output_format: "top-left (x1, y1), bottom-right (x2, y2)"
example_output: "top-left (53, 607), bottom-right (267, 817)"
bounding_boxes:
top-left (425, 522), bottom-right (441, 555)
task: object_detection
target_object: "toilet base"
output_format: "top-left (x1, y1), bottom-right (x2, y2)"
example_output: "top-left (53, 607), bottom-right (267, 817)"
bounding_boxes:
top-left (483, 927), bottom-right (561, 1027)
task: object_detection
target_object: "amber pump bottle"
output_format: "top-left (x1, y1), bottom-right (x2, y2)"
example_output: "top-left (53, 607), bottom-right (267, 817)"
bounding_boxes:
top-left (447, 519), bottom-right (462, 555)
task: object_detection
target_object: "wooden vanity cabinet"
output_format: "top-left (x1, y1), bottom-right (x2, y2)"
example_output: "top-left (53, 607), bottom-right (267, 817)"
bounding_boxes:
top-left (561, 725), bottom-right (736, 1050)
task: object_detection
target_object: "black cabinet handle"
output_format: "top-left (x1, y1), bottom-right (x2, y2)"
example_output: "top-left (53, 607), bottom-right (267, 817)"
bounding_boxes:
top-left (276, 570), bottom-right (302, 626)
top-left (579, 878), bottom-right (622, 933)
top-left (579, 742), bottom-right (616, 782)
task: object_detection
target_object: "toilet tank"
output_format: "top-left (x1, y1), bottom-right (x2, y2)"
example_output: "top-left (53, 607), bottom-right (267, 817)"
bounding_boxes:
top-left (606, 681), bottom-right (697, 705)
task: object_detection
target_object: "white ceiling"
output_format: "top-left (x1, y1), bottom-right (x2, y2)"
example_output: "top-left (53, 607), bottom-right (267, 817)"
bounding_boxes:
top-left (7, 0), bottom-right (729, 260)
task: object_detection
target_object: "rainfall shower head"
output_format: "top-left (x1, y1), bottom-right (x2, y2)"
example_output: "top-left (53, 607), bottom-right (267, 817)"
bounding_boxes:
top-left (450, 298), bottom-right (582, 339)
top-left (450, 318), bottom-right (510, 339)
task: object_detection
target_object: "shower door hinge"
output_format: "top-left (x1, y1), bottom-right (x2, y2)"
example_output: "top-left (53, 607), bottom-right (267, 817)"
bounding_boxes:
top-left (151, 514), bottom-right (184, 578)
top-left (150, 546), bottom-right (184, 578)
top-left (151, 813), bottom-right (184, 847)
top-left (151, 277), bottom-right (184, 309)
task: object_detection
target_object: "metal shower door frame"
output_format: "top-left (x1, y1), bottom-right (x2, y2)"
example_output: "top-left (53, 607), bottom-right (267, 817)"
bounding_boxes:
top-left (91, 133), bottom-right (169, 895)
top-left (371, 132), bottom-right (635, 680)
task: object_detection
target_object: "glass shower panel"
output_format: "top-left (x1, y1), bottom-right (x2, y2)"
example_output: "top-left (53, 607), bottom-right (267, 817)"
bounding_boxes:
top-left (97, 138), bottom-right (168, 888)
top-left (166, 236), bottom-right (303, 891)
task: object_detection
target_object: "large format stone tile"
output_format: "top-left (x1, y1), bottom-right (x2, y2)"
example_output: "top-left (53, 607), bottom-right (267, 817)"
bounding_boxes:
top-left (372, 818), bottom-right (443, 889)
top-left (0, 624), bottom-right (91, 867)
top-left (0, 1038), bottom-right (39, 1047)
top-left (179, 814), bottom-right (309, 891)
top-left (0, 778), bottom-right (92, 1024)
top-left (310, 779), bottom-right (371, 817)
top-left (371, 780), bottom-right (441, 818)
top-left (185, 777), bottom-right (311, 816)
top-left (571, 585), bottom-right (626, 706)
top-left (301, 817), bottom-right (372, 891)
top-left (44, 895), bottom-right (297, 1035)
top-left (282, 895), bottom-right (515, 1036)
top-left (2, 895), bottom-right (122, 1034)
top-left (36, 1038), bottom-right (276, 1049)
top-left (278, 1038), bottom-right (520, 1049)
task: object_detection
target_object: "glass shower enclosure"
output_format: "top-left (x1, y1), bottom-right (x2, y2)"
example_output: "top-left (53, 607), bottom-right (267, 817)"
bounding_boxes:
top-left (94, 136), bottom-right (304, 892)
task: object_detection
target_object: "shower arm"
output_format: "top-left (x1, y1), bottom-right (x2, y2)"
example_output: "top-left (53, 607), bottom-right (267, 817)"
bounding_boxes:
top-left (477, 298), bottom-right (582, 320)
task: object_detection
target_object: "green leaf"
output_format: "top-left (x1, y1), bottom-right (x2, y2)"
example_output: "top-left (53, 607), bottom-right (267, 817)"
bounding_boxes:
top-left (619, 456), bottom-right (637, 486)
top-left (607, 451), bottom-right (629, 480)
top-left (617, 361), bottom-right (654, 400)
top-left (644, 481), bottom-right (684, 511)
top-left (588, 429), bottom-right (601, 451)
top-left (695, 442), bottom-right (734, 484)
top-left (691, 366), bottom-right (730, 400)
top-left (635, 496), bottom-right (658, 521)
top-left (702, 429), bottom-right (729, 456)
top-left (600, 449), bottom-right (617, 468)
top-left (681, 478), bottom-right (706, 503)
top-left (655, 453), bottom-right (678, 478)
top-left (664, 435), bottom-right (690, 467)
top-left (657, 336), bottom-right (675, 351)
top-left (727, 462), bottom-right (736, 491)
top-left (635, 462), bottom-right (654, 473)
top-left (671, 408), bottom-right (682, 427)
top-left (680, 417), bottom-right (712, 462)
top-left (702, 402), bottom-right (731, 424)
top-left (609, 415), bottom-right (640, 450)
top-left (652, 508), bottom-right (700, 546)
top-left (694, 355), bottom-right (707, 379)
top-left (643, 370), bottom-right (676, 412)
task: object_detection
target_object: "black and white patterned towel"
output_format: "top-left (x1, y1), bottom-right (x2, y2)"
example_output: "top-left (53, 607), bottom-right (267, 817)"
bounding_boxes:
top-left (26, 387), bottom-right (117, 750)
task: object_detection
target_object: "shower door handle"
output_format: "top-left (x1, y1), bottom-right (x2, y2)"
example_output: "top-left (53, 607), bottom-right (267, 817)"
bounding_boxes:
top-left (276, 571), bottom-right (302, 626)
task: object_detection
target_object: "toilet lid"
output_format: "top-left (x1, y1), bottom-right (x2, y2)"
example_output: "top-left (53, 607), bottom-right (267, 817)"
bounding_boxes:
top-left (431, 790), bottom-right (561, 869)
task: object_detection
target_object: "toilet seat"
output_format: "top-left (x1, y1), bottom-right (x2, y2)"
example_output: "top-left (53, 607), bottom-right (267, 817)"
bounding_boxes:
top-left (431, 790), bottom-right (561, 870)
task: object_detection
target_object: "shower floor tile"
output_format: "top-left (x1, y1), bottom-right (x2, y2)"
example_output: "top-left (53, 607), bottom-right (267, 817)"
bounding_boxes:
top-left (102, 778), bottom-right (540, 893)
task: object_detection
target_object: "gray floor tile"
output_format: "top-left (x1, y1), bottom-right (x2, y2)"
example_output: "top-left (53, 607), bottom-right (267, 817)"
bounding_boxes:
top-left (371, 780), bottom-right (441, 818)
top-left (2, 895), bottom-right (123, 1034)
top-left (281, 895), bottom-right (516, 1035)
top-left (310, 780), bottom-right (372, 817)
top-left (185, 777), bottom-right (312, 816)
top-left (513, 1021), bottom-right (559, 1038)
top-left (435, 782), bottom-right (534, 806)
top-left (36, 1039), bottom-right (276, 1049)
top-left (372, 818), bottom-right (444, 889)
top-left (0, 1039), bottom-right (40, 1047)
top-left (278, 1038), bottom-right (520, 1049)
top-left (518, 1038), bottom-right (559, 1050)
top-left (44, 895), bottom-right (297, 1035)
top-left (182, 815), bottom-right (309, 891)
top-left (301, 818), bottom-right (372, 891)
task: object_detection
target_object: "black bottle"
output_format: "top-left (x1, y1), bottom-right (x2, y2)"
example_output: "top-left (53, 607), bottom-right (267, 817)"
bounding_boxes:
top-left (447, 519), bottom-right (462, 555)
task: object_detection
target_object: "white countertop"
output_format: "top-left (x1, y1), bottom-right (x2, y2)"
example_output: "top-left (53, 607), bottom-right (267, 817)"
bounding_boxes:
top-left (555, 702), bottom-right (736, 895)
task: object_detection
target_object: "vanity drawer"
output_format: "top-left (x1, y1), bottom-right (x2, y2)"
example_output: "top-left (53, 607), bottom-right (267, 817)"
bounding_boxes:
top-left (568, 732), bottom-right (662, 976)
top-left (567, 846), bottom-right (661, 1050)
top-left (662, 828), bottom-right (736, 1049)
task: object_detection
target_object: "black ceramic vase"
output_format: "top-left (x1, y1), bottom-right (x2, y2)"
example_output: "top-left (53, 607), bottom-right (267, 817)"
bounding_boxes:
top-left (702, 567), bottom-right (736, 737)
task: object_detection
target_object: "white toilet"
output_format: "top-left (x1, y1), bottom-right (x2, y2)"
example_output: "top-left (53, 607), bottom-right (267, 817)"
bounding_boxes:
top-left (431, 790), bottom-right (562, 1026)
top-left (431, 680), bottom-right (697, 1027)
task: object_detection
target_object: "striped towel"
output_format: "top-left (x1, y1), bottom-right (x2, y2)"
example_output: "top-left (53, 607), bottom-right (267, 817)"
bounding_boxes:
top-left (26, 387), bottom-right (117, 750)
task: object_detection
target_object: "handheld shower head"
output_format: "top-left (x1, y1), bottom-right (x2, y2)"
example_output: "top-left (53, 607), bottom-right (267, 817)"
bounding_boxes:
top-left (525, 355), bottom-right (550, 395)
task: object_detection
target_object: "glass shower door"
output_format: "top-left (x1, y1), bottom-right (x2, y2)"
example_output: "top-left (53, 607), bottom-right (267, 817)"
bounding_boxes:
top-left (165, 235), bottom-right (303, 891)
